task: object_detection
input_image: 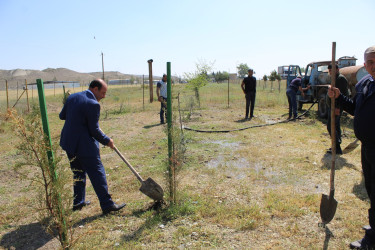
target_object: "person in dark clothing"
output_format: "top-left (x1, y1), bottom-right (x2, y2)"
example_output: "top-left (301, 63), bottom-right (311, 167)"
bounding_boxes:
top-left (241, 69), bottom-right (256, 119)
top-left (326, 64), bottom-right (349, 155)
top-left (328, 46), bottom-right (375, 249)
top-left (286, 74), bottom-right (310, 120)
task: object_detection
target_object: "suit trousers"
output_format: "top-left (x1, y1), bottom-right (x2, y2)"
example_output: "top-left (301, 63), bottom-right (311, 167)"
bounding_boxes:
top-left (67, 153), bottom-right (114, 210)
top-left (362, 145), bottom-right (375, 236)
top-left (245, 92), bottom-right (256, 118)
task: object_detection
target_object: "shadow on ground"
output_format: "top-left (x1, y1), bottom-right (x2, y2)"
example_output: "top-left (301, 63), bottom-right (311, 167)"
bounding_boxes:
top-left (322, 225), bottom-right (334, 250)
top-left (121, 203), bottom-right (167, 243)
top-left (143, 123), bottom-right (162, 129)
top-left (0, 222), bottom-right (53, 250)
top-left (352, 175), bottom-right (369, 201)
top-left (320, 153), bottom-right (357, 171)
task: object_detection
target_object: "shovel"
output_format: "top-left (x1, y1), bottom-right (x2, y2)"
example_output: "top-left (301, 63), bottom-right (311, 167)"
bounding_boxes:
top-left (114, 146), bottom-right (164, 201)
top-left (320, 42), bottom-right (338, 224)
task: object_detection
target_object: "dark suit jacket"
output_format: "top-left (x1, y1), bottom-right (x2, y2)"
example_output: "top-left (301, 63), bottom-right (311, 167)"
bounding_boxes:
top-left (59, 90), bottom-right (110, 157)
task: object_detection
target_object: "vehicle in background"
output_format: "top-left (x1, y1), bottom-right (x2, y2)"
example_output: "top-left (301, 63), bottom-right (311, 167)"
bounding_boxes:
top-left (286, 56), bottom-right (367, 118)
top-left (278, 65), bottom-right (293, 79)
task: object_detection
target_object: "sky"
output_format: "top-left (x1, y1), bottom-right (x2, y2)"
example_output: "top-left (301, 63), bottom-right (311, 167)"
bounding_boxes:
top-left (0, 0), bottom-right (374, 78)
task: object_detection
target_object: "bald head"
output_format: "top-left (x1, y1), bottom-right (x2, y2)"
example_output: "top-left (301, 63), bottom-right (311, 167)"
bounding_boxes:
top-left (89, 79), bottom-right (108, 101)
top-left (364, 46), bottom-right (375, 78)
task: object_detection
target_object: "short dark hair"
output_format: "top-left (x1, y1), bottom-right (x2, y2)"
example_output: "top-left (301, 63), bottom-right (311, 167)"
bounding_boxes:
top-left (163, 74), bottom-right (167, 78)
top-left (248, 69), bottom-right (253, 72)
top-left (328, 64), bottom-right (338, 70)
top-left (89, 79), bottom-right (103, 90)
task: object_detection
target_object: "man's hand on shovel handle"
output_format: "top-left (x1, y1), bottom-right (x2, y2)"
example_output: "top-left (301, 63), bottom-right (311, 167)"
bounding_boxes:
top-left (107, 138), bottom-right (114, 149)
top-left (328, 86), bottom-right (340, 99)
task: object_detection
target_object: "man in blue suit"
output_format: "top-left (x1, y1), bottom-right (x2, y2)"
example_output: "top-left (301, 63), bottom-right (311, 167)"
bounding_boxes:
top-left (60, 79), bottom-right (125, 214)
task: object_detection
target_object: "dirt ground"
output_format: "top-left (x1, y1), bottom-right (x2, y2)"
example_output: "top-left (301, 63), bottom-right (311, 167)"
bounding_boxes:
top-left (0, 91), bottom-right (368, 249)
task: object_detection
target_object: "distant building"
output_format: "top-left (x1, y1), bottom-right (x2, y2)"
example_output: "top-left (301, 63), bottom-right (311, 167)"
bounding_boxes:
top-left (338, 56), bottom-right (357, 68)
top-left (229, 73), bottom-right (237, 81)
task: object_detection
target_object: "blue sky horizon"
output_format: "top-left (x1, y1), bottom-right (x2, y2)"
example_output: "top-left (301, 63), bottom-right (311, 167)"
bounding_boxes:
top-left (1, 0), bottom-right (374, 78)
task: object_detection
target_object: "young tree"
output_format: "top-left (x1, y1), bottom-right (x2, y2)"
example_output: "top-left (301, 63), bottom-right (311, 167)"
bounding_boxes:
top-left (263, 75), bottom-right (268, 89)
top-left (237, 63), bottom-right (250, 78)
top-left (269, 70), bottom-right (278, 91)
top-left (184, 59), bottom-right (214, 107)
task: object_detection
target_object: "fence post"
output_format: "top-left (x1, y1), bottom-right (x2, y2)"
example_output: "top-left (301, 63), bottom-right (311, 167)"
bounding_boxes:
top-left (147, 59), bottom-right (154, 103)
top-left (166, 62), bottom-right (174, 203)
top-left (142, 75), bottom-right (145, 110)
top-left (227, 77), bottom-right (230, 108)
top-left (6, 80), bottom-right (9, 109)
top-left (36, 78), bottom-right (68, 245)
top-left (25, 79), bottom-right (30, 112)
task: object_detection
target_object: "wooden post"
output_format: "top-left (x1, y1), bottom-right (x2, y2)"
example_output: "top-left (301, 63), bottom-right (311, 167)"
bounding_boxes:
top-left (147, 59), bottom-right (153, 103)
top-left (330, 42), bottom-right (337, 162)
top-left (227, 77), bottom-right (230, 108)
top-left (25, 79), bottom-right (30, 112)
top-left (142, 74), bottom-right (145, 110)
top-left (6, 80), bottom-right (9, 109)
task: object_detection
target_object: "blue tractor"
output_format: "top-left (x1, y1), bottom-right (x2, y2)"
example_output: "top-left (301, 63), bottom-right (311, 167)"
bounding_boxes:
top-left (286, 57), bottom-right (358, 118)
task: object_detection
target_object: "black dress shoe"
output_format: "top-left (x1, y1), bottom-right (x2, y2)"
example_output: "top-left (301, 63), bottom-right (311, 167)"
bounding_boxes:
top-left (73, 200), bottom-right (91, 211)
top-left (363, 225), bottom-right (372, 231)
top-left (102, 203), bottom-right (126, 215)
top-left (350, 230), bottom-right (375, 249)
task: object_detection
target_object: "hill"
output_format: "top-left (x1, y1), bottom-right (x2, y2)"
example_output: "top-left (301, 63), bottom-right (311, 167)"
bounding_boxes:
top-left (0, 68), bottom-right (153, 89)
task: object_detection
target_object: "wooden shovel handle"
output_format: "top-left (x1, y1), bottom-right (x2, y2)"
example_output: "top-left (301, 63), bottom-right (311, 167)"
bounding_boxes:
top-left (330, 42), bottom-right (337, 192)
top-left (113, 146), bottom-right (144, 183)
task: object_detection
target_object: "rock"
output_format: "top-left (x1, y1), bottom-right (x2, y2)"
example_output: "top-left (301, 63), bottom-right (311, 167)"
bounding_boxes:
top-left (191, 232), bottom-right (199, 240)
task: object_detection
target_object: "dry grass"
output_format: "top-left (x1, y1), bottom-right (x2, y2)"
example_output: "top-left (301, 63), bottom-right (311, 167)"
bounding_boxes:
top-left (0, 81), bottom-right (367, 249)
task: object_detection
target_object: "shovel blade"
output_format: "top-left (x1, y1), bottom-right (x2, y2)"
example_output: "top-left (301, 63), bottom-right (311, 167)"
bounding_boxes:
top-left (320, 193), bottom-right (338, 224)
top-left (139, 177), bottom-right (164, 201)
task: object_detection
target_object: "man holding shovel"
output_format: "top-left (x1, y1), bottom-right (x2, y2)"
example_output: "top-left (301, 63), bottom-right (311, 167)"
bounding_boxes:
top-left (60, 79), bottom-right (126, 215)
top-left (328, 46), bottom-right (375, 249)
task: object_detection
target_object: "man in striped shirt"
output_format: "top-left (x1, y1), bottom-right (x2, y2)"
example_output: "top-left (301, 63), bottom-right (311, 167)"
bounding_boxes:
top-left (157, 74), bottom-right (168, 124)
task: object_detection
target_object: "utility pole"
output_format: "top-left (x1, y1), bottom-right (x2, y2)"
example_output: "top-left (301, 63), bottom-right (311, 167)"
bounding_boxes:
top-left (101, 52), bottom-right (105, 81)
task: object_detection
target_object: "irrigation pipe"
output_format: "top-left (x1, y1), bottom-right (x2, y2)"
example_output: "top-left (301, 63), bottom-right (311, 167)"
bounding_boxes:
top-left (183, 101), bottom-right (318, 133)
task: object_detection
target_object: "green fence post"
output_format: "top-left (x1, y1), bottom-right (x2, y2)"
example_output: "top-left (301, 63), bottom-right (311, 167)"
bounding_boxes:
top-left (36, 79), bottom-right (67, 245)
top-left (167, 62), bottom-right (174, 202)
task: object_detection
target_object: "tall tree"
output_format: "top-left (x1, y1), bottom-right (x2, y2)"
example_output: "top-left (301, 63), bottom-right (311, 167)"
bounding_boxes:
top-left (237, 63), bottom-right (250, 78)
